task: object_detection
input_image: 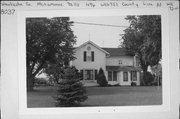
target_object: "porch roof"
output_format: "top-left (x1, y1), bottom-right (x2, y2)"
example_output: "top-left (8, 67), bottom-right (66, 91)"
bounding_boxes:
top-left (106, 66), bottom-right (142, 71)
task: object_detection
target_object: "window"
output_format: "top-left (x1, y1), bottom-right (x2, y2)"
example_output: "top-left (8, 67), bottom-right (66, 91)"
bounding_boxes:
top-left (64, 61), bottom-right (69, 66)
top-left (108, 71), bottom-right (112, 81)
top-left (113, 71), bottom-right (117, 81)
top-left (83, 51), bottom-right (86, 61)
top-left (119, 60), bottom-right (122, 65)
top-left (132, 71), bottom-right (137, 81)
top-left (87, 55), bottom-right (91, 61)
top-left (123, 72), bottom-right (128, 81)
top-left (84, 70), bottom-right (93, 80)
top-left (108, 71), bottom-right (117, 81)
top-left (83, 51), bottom-right (94, 62)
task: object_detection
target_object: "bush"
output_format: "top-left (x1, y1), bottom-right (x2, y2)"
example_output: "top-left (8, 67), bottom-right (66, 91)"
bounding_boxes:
top-left (131, 82), bottom-right (137, 86)
top-left (34, 78), bottom-right (48, 86)
top-left (144, 72), bottom-right (154, 86)
top-left (151, 81), bottom-right (158, 86)
top-left (54, 67), bottom-right (88, 107)
top-left (97, 68), bottom-right (108, 87)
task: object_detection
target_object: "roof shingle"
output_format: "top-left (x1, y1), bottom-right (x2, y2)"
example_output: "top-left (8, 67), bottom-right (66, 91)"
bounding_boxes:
top-left (102, 48), bottom-right (134, 57)
top-left (73, 41), bottom-right (134, 57)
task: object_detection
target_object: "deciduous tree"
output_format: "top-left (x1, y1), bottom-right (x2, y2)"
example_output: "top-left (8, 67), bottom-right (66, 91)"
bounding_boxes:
top-left (121, 15), bottom-right (161, 85)
top-left (26, 17), bottom-right (76, 91)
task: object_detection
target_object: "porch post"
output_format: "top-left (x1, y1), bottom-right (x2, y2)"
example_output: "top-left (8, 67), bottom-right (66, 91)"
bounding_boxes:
top-left (83, 69), bottom-right (85, 81)
top-left (134, 55), bottom-right (137, 67)
top-left (93, 69), bottom-right (95, 81)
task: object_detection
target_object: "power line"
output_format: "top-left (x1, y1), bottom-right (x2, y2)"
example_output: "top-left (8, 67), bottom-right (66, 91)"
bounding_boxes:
top-left (73, 21), bottom-right (128, 28)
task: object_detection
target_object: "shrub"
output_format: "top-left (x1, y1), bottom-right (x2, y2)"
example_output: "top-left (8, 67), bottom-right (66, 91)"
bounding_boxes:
top-left (97, 68), bottom-right (108, 87)
top-left (54, 67), bottom-right (88, 107)
top-left (131, 82), bottom-right (137, 86)
top-left (34, 78), bottom-right (48, 86)
top-left (144, 72), bottom-right (154, 86)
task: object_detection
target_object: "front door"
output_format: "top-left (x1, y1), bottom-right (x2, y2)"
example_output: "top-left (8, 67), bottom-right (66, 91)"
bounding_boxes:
top-left (85, 70), bottom-right (94, 80)
top-left (131, 71), bottom-right (137, 85)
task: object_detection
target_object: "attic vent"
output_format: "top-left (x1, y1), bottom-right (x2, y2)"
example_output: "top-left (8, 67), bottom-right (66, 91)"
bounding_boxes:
top-left (87, 46), bottom-right (91, 51)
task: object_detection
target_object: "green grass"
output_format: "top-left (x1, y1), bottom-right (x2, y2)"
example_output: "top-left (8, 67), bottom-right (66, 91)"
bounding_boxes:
top-left (27, 86), bottom-right (162, 108)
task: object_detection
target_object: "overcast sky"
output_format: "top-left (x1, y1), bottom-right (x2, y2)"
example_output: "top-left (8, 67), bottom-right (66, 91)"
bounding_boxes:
top-left (70, 16), bottom-right (130, 48)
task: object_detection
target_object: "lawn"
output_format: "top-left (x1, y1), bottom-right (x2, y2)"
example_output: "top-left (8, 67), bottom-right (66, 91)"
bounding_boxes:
top-left (27, 86), bottom-right (162, 108)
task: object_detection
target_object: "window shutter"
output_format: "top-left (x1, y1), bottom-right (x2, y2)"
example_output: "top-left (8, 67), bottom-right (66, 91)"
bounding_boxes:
top-left (91, 51), bottom-right (94, 61)
top-left (95, 70), bottom-right (97, 80)
top-left (84, 51), bottom-right (86, 61)
top-left (80, 70), bottom-right (83, 80)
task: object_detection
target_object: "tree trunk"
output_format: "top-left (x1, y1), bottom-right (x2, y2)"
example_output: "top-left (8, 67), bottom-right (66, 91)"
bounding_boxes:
top-left (27, 62), bottom-right (44, 91)
top-left (27, 67), bottom-right (36, 92)
top-left (142, 70), bottom-right (147, 86)
top-left (27, 76), bottom-right (35, 91)
top-left (142, 66), bottom-right (148, 86)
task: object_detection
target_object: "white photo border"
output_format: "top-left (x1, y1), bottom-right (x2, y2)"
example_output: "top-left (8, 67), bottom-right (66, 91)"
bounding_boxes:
top-left (18, 8), bottom-right (172, 116)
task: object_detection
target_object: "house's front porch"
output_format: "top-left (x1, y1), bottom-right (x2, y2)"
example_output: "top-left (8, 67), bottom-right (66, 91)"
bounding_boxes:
top-left (106, 66), bottom-right (142, 86)
top-left (80, 68), bottom-right (98, 86)
top-left (80, 66), bottom-right (142, 86)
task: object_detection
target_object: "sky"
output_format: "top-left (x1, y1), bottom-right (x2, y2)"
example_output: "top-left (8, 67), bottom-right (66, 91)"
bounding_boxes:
top-left (70, 16), bottom-right (130, 48)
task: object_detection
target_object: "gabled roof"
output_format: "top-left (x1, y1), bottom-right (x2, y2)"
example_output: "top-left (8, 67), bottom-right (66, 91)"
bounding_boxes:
top-left (73, 41), bottom-right (134, 57)
top-left (102, 48), bottom-right (134, 57)
top-left (106, 66), bottom-right (142, 71)
top-left (73, 41), bottom-right (110, 55)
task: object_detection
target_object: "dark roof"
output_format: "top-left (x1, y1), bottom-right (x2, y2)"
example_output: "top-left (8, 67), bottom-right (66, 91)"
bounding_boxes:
top-left (106, 66), bottom-right (142, 71)
top-left (102, 48), bottom-right (134, 57)
top-left (73, 45), bottom-right (134, 57)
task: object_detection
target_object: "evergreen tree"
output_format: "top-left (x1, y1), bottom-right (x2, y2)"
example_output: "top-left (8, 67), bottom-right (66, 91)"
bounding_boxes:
top-left (97, 68), bottom-right (108, 87)
top-left (54, 67), bottom-right (88, 107)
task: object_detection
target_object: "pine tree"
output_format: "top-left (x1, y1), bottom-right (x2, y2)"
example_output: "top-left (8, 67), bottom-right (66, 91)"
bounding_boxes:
top-left (97, 68), bottom-right (108, 87)
top-left (54, 67), bottom-right (88, 107)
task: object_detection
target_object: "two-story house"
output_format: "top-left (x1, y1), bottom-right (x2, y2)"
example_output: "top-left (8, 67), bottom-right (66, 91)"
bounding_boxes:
top-left (71, 41), bottom-right (142, 86)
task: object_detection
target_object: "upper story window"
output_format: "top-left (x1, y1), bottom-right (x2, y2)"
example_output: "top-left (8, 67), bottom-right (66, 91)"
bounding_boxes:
top-left (83, 50), bottom-right (94, 62)
top-left (118, 60), bottom-right (122, 65)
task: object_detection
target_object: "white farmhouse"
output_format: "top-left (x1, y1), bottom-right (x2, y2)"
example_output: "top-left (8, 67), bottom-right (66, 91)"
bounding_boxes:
top-left (71, 41), bottom-right (142, 86)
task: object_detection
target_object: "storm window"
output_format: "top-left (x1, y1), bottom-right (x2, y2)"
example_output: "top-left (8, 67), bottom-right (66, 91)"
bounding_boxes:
top-left (123, 72), bottom-right (128, 81)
